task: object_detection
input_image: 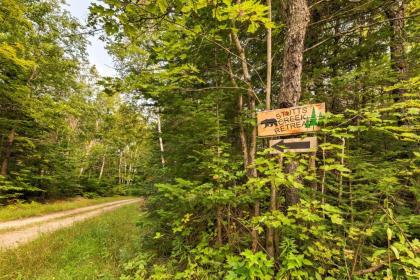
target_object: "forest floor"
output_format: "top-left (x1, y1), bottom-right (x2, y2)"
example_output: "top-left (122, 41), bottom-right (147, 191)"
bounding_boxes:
top-left (0, 198), bottom-right (142, 249)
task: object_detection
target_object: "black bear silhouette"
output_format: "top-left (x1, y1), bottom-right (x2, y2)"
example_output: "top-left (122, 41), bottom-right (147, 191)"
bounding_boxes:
top-left (260, 118), bottom-right (278, 127)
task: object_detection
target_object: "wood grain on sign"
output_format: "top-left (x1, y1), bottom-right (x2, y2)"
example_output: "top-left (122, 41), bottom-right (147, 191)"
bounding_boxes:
top-left (257, 103), bottom-right (325, 137)
top-left (269, 137), bottom-right (317, 154)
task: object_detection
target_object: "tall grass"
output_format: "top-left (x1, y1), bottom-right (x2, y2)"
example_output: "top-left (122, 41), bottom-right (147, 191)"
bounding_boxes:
top-left (0, 196), bottom-right (131, 222)
top-left (0, 203), bottom-right (143, 279)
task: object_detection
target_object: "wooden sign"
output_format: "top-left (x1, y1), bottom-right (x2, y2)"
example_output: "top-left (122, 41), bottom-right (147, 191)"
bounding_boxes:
top-left (269, 137), bottom-right (317, 154)
top-left (257, 103), bottom-right (325, 137)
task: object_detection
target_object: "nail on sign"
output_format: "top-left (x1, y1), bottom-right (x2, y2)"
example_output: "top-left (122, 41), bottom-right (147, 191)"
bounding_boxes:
top-left (257, 103), bottom-right (325, 137)
top-left (269, 137), bottom-right (318, 154)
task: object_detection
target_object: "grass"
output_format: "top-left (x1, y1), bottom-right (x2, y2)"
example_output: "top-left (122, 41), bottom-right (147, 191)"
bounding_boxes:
top-left (0, 203), bottom-right (143, 280)
top-left (0, 196), bottom-right (132, 222)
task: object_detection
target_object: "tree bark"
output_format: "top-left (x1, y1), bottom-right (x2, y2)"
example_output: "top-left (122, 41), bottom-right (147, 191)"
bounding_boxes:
top-left (278, 0), bottom-right (310, 108)
top-left (227, 57), bottom-right (249, 168)
top-left (278, 0), bottom-right (310, 208)
top-left (266, 0), bottom-right (272, 111)
top-left (265, 0), bottom-right (276, 258)
top-left (385, 0), bottom-right (407, 103)
top-left (1, 128), bottom-right (16, 177)
top-left (284, 160), bottom-right (301, 206)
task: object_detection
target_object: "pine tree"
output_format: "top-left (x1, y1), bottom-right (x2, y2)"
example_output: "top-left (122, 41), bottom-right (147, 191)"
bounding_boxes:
top-left (305, 107), bottom-right (318, 129)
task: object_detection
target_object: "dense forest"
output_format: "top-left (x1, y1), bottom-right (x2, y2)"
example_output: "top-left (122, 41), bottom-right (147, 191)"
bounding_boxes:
top-left (1, 0), bottom-right (419, 279)
top-left (0, 0), bottom-right (151, 201)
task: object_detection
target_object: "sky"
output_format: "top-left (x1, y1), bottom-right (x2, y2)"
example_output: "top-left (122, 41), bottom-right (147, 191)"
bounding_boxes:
top-left (62, 0), bottom-right (117, 77)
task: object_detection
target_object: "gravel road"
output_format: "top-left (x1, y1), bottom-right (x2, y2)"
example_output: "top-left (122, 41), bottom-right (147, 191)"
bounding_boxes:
top-left (0, 198), bottom-right (142, 250)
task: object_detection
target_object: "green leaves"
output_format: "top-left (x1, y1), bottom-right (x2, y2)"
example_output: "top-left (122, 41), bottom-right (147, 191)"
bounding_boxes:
top-left (387, 227), bottom-right (393, 241)
top-left (157, 0), bottom-right (169, 13)
top-left (226, 250), bottom-right (274, 280)
top-left (214, 0), bottom-right (273, 33)
top-left (0, 43), bottom-right (35, 70)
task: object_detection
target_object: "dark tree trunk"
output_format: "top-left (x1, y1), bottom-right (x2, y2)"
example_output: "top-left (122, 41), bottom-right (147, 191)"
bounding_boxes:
top-left (216, 206), bottom-right (223, 245)
top-left (278, 0), bottom-right (310, 208)
top-left (1, 128), bottom-right (16, 177)
top-left (385, 0), bottom-right (407, 103)
top-left (265, 0), bottom-right (277, 259)
top-left (284, 160), bottom-right (300, 206)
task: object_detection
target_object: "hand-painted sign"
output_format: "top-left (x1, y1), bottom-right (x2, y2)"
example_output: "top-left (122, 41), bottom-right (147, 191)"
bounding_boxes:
top-left (257, 103), bottom-right (325, 137)
top-left (269, 137), bottom-right (317, 154)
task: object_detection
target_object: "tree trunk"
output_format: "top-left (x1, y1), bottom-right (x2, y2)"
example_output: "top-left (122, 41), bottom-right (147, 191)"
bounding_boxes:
top-left (99, 154), bottom-right (105, 180)
top-left (79, 140), bottom-right (95, 177)
top-left (278, 0), bottom-right (310, 107)
top-left (231, 30), bottom-right (259, 252)
top-left (215, 102), bottom-right (224, 246)
top-left (265, 0), bottom-right (276, 258)
top-left (266, 0), bottom-right (272, 111)
top-left (157, 113), bottom-right (166, 168)
top-left (338, 138), bottom-right (346, 203)
top-left (1, 128), bottom-right (16, 177)
top-left (385, 0), bottom-right (407, 103)
top-left (227, 58), bottom-right (249, 168)
top-left (118, 151), bottom-right (122, 184)
top-left (278, 0), bottom-right (310, 208)
top-left (284, 160), bottom-right (301, 206)
top-left (309, 152), bottom-right (317, 194)
top-left (266, 183), bottom-right (276, 257)
top-left (216, 206), bottom-right (223, 245)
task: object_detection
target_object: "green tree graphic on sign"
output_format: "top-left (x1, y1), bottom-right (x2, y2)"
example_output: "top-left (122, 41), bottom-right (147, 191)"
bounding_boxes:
top-left (305, 107), bottom-right (319, 129)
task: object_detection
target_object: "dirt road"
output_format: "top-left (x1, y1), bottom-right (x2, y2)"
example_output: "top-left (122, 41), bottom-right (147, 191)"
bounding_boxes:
top-left (0, 198), bottom-right (142, 250)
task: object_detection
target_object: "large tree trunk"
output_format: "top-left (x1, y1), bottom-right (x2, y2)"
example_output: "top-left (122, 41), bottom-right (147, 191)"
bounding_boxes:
top-left (279, 0), bottom-right (310, 207)
top-left (1, 128), bottom-right (16, 177)
top-left (278, 0), bottom-right (310, 108)
top-left (385, 0), bottom-right (406, 103)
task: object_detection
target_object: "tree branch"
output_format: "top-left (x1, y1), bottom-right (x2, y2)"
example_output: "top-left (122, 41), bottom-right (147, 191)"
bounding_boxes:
top-left (305, 13), bottom-right (420, 52)
top-left (354, 248), bottom-right (420, 276)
